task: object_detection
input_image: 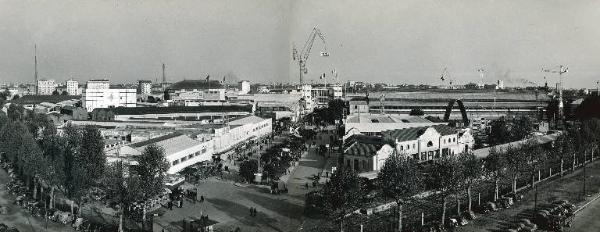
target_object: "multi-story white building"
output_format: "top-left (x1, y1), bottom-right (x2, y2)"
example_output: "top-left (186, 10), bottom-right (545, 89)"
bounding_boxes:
top-left (239, 80), bottom-right (251, 95)
top-left (66, 79), bottom-right (79, 95)
top-left (137, 80), bottom-right (152, 95)
top-left (300, 84), bottom-right (343, 113)
top-left (82, 88), bottom-right (136, 112)
top-left (86, 79), bottom-right (110, 89)
top-left (37, 79), bottom-right (57, 95)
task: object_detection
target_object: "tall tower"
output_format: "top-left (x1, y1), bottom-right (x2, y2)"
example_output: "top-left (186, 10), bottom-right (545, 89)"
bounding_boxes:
top-left (162, 63), bottom-right (166, 84)
top-left (34, 44), bottom-right (38, 95)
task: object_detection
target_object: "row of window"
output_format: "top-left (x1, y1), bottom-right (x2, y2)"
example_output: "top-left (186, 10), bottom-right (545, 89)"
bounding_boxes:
top-left (399, 137), bottom-right (457, 151)
top-left (252, 122), bottom-right (270, 132)
top-left (171, 148), bottom-right (208, 166)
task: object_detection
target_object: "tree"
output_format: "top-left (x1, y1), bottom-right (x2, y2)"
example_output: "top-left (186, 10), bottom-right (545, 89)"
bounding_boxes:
top-left (575, 96), bottom-right (600, 120)
top-left (378, 153), bottom-right (422, 232)
top-left (504, 145), bottom-right (527, 193)
top-left (425, 155), bottom-right (463, 226)
top-left (328, 99), bottom-right (348, 123)
top-left (7, 103), bottom-right (25, 121)
top-left (321, 167), bottom-right (364, 232)
top-left (409, 108), bottom-right (425, 116)
top-left (12, 94), bottom-right (20, 100)
top-left (61, 90), bottom-right (69, 96)
top-left (488, 117), bottom-right (511, 145)
top-left (511, 116), bottom-right (533, 141)
top-left (39, 135), bottom-right (68, 209)
top-left (484, 146), bottom-right (506, 202)
top-left (239, 160), bottom-right (258, 183)
top-left (134, 144), bottom-right (169, 222)
top-left (147, 96), bottom-right (157, 103)
top-left (459, 152), bottom-right (484, 213)
top-left (0, 111), bottom-right (8, 131)
top-left (52, 90), bottom-right (60, 95)
top-left (103, 161), bottom-right (138, 232)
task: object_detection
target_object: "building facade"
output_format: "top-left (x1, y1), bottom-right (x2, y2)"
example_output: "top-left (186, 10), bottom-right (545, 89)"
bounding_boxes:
top-left (66, 79), bottom-right (79, 95)
top-left (239, 80), bottom-right (251, 95)
top-left (82, 88), bottom-right (136, 112)
top-left (37, 79), bottom-right (57, 95)
top-left (137, 80), bottom-right (152, 95)
top-left (165, 80), bottom-right (226, 105)
top-left (86, 79), bottom-right (110, 89)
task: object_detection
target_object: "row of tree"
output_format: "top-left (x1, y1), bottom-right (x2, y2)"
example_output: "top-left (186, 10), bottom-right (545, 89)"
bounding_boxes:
top-left (0, 107), bottom-right (170, 231)
top-left (309, 119), bottom-right (600, 232)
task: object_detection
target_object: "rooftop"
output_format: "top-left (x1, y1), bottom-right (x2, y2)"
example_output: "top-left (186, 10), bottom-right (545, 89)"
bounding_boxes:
top-left (92, 105), bottom-right (253, 115)
top-left (10, 95), bottom-right (82, 104)
top-left (229, 115), bottom-right (267, 125)
top-left (344, 134), bottom-right (387, 157)
top-left (130, 133), bottom-right (202, 155)
top-left (346, 114), bottom-right (433, 123)
top-left (383, 124), bottom-right (456, 142)
top-left (168, 80), bottom-right (224, 90)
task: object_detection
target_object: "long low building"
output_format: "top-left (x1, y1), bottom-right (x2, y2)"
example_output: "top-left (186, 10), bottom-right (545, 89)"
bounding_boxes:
top-left (117, 133), bottom-right (215, 174)
top-left (348, 90), bottom-right (549, 120)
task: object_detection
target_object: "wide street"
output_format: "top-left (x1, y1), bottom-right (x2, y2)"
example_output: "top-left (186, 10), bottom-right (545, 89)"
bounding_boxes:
top-left (153, 129), bottom-right (334, 232)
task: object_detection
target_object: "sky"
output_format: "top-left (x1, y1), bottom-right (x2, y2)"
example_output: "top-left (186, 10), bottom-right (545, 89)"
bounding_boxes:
top-left (1, 0), bottom-right (599, 88)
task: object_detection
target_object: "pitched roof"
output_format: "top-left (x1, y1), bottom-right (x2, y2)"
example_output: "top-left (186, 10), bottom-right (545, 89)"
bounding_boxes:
top-left (344, 134), bottom-right (386, 157)
top-left (432, 124), bottom-right (456, 136)
top-left (383, 127), bottom-right (428, 142)
top-left (168, 80), bottom-right (223, 90)
top-left (383, 124), bottom-right (457, 142)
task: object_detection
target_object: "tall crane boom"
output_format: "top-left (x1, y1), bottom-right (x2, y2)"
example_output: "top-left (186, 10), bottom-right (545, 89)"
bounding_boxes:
top-left (293, 26), bottom-right (329, 84)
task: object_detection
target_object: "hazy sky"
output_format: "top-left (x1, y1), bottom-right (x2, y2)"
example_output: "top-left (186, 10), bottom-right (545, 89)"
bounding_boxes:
top-left (1, 0), bottom-right (599, 88)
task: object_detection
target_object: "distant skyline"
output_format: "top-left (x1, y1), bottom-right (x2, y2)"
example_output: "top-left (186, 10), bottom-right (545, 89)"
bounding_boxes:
top-left (1, 0), bottom-right (599, 88)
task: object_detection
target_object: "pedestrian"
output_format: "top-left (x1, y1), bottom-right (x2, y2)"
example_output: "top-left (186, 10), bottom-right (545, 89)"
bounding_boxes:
top-left (201, 195), bottom-right (205, 203)
top-left (253, 207), bottom-right (257, 217)
top-left (168, 201), bottom-right (173, 210)
top-left (305, 182), bottom-right (309, 189)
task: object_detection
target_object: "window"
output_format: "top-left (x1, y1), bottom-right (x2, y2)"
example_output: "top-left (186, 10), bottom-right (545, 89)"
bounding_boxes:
top-left (188, 154), bottom-right (194, 159)
top-left (400, 145), bottom-right (404, 151)
top-left (172, 160), bottom-right (179, 166)
top-left (453, 138), bottom-right (456, 142)
top-left (427, 141), bottom-right (433, 147)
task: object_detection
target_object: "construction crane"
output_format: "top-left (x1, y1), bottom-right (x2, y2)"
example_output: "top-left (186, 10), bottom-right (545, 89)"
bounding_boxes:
top-left (440, 67), bottom-right (453, 89)
top-left (542, 65), bottom-right (569, 116)
top-left (292, 26), bottom-right (329, 84)
top-left (477, 68), bottom-right (485, 89)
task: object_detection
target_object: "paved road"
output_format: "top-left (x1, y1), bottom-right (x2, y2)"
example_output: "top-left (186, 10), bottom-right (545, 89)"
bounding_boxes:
top-left (570, 195), bottom-right (600, 232)
top-left (286, 130), bottom-right (334, 199)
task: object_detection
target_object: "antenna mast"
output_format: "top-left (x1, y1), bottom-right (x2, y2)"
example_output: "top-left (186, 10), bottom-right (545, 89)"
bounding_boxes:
top-left (34, 44), bottom-right (38, 95)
